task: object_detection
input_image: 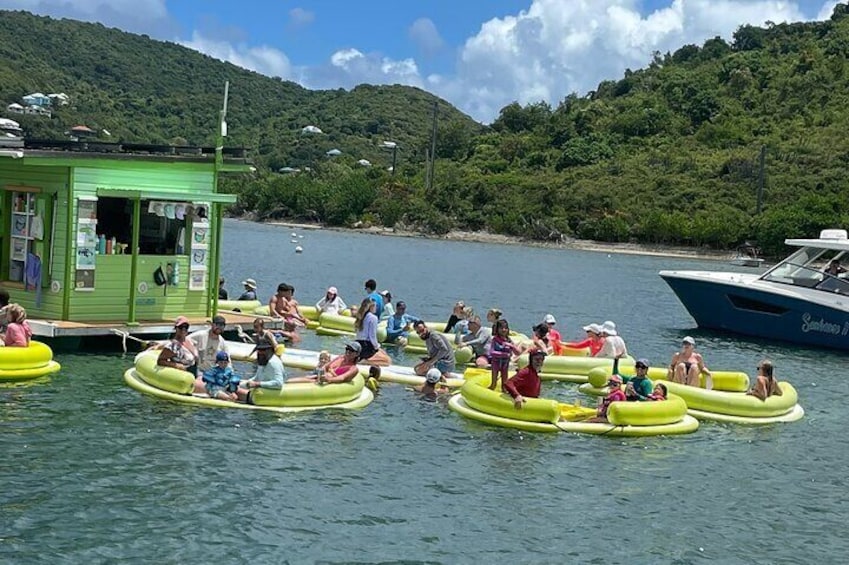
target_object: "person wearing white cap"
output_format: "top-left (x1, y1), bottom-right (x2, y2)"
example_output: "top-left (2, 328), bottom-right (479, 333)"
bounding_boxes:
top-left (564, 323), bottom-right (604, 356)
top-left (380, 290), bottom-right (395, 319)
top-left (598, 320), bottom-right (628, 374)
top-left (238, 278), bottom-right (258, 301)
top-left (413, 367), bottom-right (451, 402)
top-left (543, 314), bottom-right (563, 355)
top-left (316, 286), bottom-right (347, 315)
top-left (668, 336), bottom-right (713, 389)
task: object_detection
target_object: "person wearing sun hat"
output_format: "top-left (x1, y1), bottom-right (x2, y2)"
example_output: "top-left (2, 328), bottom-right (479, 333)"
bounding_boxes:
top-left (157, 316), bottom-right (199, 375)
top-left (599, 320), bottom-right (628, 374)
top-left (623, 358), bottom-right (653, 401)
top-left (316, 285), bottom-right (347, 315)
top-left (668, 336), bottom-right (713, 389)
top-left (565, 322), bottom-right (604, 356)
top-left (238, 278), bottom-right (258, 301)
top-left (543, 313), bottom-right (563, 355)
top-left (504, 348), bottom-right (547, 409)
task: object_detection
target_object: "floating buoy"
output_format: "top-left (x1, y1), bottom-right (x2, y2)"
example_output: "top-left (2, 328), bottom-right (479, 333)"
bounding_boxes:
top-left (298, 234), bottom-right (304, 238)
top-left (295, 246), bottom-right (303, 253)
top-left (291, 232), bottom-right (297, 237)
top-left (290, 239), bottom-right (298, 243)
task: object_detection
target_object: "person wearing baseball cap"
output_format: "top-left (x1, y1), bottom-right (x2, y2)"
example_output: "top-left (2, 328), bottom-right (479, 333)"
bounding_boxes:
top-left (200, 350), bottom-right (244, 401)
top-left (238, 278), bottom-right (258, 301)
top-left (244, 341), bottom-right (287, 393)
top-left (316, 285), bottom-right (347, 315)
top-left (504, 348), bottom-right (547, 408)
top-left (668, 336), bottom-right (713, 389)
top-left (189, 314), bottom-right (230, 373)
top-left (320, 342), bottom-right (361, 384)
top-left (589, 374), bottom-right (627, 423)
top-left (543, 314), bottom-right (563, 355)
top-left (413, 367), bottom-right (450, 402)
top-left (564, 323), bottom-right (604, 356)
top-left (623, 358), bottom-right (653, 401)
top-left (380, 290), bottom-right (395, 319)
top-left (157, 316), bottom-right (200, 377)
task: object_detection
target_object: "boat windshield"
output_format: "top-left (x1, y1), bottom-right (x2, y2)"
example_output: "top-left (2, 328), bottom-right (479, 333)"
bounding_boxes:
top-left (761, 247), bottom-right (849, 294)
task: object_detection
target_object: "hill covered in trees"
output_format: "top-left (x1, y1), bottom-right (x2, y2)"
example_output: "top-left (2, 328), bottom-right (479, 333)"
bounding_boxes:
top-left (3, 7), bottom-right (849, 255)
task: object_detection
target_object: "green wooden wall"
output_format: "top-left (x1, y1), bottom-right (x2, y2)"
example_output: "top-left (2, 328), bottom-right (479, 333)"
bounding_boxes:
top-left (0, 161), bottom-right (69, 319)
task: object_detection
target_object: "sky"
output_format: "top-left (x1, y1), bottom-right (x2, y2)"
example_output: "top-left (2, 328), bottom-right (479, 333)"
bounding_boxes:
top-left (0, 0), bottom-right (843, 122)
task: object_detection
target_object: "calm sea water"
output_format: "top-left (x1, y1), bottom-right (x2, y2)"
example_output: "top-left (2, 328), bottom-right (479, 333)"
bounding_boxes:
top-left (2, 219), bottom-right (846, 564)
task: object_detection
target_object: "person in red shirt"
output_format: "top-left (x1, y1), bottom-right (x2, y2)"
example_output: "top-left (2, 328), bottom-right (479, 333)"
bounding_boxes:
top-left (588, 374), bottom-right (626, 422)
top-left (504, 348), bottom-right (546, 408)
top-left (543, 314), bottom-right (563, 355)
top-left (565, 323), bottom-right (604, 356)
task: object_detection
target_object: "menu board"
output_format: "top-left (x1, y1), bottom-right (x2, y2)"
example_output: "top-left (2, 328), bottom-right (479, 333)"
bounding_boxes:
top-left (75, 197), bottom-right (97, 290)
top-left (188, 216), bottom-right (209, 291)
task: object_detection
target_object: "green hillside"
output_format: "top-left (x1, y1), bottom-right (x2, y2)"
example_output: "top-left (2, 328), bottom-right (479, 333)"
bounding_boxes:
top-left (0, 10), bottom-right (478, 172)
top-left (3, 7), bottom-right (849, 254)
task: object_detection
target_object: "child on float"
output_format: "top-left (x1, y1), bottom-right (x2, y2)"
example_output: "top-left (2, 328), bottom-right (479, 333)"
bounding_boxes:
top-left (201, 351), bottom-right (244, 401)
top-left (587, 374), bottom-right (627, 423)
top-left (528, 323), bottom-right (553, 355)
top-left (489, 318), bottom-right (522, 391)
top-left (747, 360), bottom-right (783, 400)
top-left (647, 383), bottom-right (667, 401)
top-left (3, 304), bottom-right (31, 347)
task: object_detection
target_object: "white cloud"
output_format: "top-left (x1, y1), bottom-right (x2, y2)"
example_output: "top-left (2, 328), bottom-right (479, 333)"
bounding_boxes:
top-left (0, 0), bottom-right (174, 35)
top-left (180, 31), bottom-right (292, 79)
top-left (409, 17), bottom-right (444, 54)
top-left (437, 0), bottom-right (808, 121)
top-left (298, 47), bottom-right (423, 90)
top-left (289, 7), bottom-right (315, 27)
top-left (816, 0), bottom-right (842, 20)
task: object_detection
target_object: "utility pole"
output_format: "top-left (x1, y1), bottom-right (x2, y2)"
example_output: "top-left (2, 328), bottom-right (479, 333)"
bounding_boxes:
top-left (756, 145), bottom-right (766, 215)
top-left (426, 100), bottom-right (438, 193)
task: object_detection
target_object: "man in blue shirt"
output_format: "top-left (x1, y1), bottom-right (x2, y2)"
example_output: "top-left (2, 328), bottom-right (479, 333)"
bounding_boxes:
top-left (365, 278), bottom-right (384, 318)
top-left (385, 300), bottom-right (420, 346)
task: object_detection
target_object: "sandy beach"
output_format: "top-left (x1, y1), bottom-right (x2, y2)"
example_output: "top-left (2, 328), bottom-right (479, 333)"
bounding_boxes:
top-left (249, 218), bottom-right (732, 261)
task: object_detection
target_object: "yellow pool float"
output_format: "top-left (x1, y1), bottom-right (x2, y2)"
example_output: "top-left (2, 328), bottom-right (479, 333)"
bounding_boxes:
top-left (0, 341), bottom-right (61, 381)
top-left (449, 372), bottom-right (698, 436)
top-left (124, 351), bottom-right (372, 412)
top-left (217, 299), bottom-right (262, 312)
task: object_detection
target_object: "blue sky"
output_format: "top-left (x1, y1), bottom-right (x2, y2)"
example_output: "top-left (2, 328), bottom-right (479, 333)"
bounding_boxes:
top-left (0, 0), bottom-right (842, 121)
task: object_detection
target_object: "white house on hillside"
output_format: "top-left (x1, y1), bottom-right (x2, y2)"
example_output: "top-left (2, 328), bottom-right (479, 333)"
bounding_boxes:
top-left (326, 148), bottom-right (342, 156)
top-left (48, 93), bottom-right (70, 105)
top-left (24, 105), bottom-right (51, 117)
top-left (301, 125), bottom-right (322, 134)
top-left (6, 103), bottom-right (24, 114)
top-left (22, 92), bottom-right (51, 107)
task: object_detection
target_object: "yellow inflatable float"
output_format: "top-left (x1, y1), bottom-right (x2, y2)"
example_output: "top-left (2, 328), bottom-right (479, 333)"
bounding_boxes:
top-left (0, 341), bottom-right (61, 381)
top-left (124, 351), bottom-right (373, 412)
top-left (217, 299), bottom-right (262, 312)
top-left (578, 369), bottom-right (803, 424)
top-left (448, 372), bottom-right (698, 436)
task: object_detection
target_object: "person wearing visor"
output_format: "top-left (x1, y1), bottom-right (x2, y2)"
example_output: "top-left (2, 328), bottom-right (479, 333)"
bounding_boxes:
top-left (623, 358), bottom-right (653, 401)
top-left (504, 348), bottom-right (546, 409)
top-left (588, 374), bottom-right (627, 423)
top-left (157, 316), bottom-right (199, 375)
top-left (669, 336), bottom-right (712, 389)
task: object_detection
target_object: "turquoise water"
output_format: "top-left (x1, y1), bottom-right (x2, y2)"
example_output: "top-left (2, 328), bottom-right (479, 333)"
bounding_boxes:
top-left (2, 219), bottom-right (846, 564)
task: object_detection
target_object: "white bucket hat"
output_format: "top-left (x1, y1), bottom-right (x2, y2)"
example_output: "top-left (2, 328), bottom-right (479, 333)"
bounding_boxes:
top-left (601, 321), bottom-right (617, 336)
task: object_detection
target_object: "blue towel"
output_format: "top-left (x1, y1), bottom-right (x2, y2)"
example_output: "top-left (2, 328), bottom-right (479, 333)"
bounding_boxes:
top-left (26, 253), bottom-right (42, 306)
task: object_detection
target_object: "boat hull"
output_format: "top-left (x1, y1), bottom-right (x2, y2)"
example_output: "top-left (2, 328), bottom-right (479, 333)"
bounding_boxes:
top-left (660, 271), bottom-right (849, 350)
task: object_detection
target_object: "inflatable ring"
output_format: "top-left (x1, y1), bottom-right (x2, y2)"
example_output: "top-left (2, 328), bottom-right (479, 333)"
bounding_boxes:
top-left (0, 341), bottom-right (61, 381)
top-left (217, 299), bottom-right (261, 313)
top-left (586, 367), bottom-right (749, 392)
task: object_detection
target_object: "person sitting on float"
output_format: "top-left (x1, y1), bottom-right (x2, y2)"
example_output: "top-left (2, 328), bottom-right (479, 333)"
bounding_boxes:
top-left (190, 315), bottom-right (230, 373)
top-left (269, 283), bottom-right (307, 339)
top-left (380, 290), bottom-right (395, 319)
top-left (238, 278), bottom-right (258, 301)
top-left (413, 367), bottom-right (451, 402)
top-left (588, 374), bottom-right (627, 423)
top-left (668, 336), bottom-right (713, 389)
top-left (489, 318), bottom-right (522, 391)
top-left (354, 298), bottom-right (392, 366)
top-left (316, 286), bottom-right (347, 315)
top-left (243, 342), bottom-right (287, 394)
top-left (201, 351), bottom-right (244, 401)
top-left (564, 323), bottom-right (604, 356)
top-left (504, 348), bottom-right (547, 409)
top-left (543, 314), bottom-right (563, 355)
top-left (3, 304), bottom-right (31, 347)
top-left (386, 300), bottom-right (420, 347)
top-left (320, 342), bottom-right (362, 384)
top-left (413, 319), bottom-right (456, 380)
top-left (647, 383), bottom-right (667, 401)
top-left (157, 316), bottom-right (199, 375)
top-left (250, 318), bottom-right (279, 351)
top-left (598, 320), bottom-right (628, 374)
top-left (623, 358), bottom-right (653, 401)
top-left (454, 315), bottom-right (492, 368)
top-left (528, 322), bottom-right (553, 355)
top-left (747, 360), bottom-right (783, 400)
top-left (0, 289), bottom-right (11, 339)
top-left (444, 301), bottom-right (467, 333)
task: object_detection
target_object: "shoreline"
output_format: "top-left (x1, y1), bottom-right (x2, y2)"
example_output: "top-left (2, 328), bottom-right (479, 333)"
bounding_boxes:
top-left (236, 217), bottom-right (732, 261)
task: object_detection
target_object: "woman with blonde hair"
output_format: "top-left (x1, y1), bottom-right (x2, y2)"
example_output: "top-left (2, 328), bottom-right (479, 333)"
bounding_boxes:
top-left (354, 298), bottom-right (390, 366)
top-left (4, 304), bottom-right (31, 347)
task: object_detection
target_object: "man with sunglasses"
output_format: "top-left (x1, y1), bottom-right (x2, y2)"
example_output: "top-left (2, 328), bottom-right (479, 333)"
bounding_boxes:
top-left (622, 358), bottom-right (653, 401)
top-left (189, 315), bottom-right (230, 372)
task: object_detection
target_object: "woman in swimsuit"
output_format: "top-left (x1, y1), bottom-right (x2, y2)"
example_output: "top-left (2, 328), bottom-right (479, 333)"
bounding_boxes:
top-left (668, 336), bottom-right (713, 389)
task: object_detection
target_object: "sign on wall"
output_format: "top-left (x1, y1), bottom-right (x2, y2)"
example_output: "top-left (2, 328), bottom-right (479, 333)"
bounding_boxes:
top-left (75, 197), bottom-right (97, 290)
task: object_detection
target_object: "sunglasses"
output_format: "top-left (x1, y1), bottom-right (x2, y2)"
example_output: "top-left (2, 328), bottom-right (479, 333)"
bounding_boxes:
top-left (345, 347), bottom-right (357, 353)
top-left (635, 364), bottom-right (648, 369)
top-left (176, 324), bottom-right (190, 330)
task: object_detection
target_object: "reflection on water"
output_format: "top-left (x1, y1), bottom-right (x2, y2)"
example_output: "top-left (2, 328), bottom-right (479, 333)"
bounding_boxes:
top-left (1, 221), bottom-right (845, 563)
